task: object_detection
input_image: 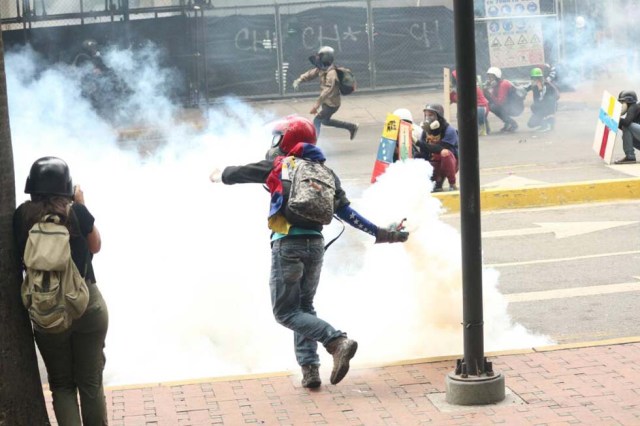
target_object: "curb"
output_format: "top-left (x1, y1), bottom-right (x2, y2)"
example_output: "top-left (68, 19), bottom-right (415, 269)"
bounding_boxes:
top-left (433, 177), bottom-right (640, 213)
top-left (92, 336), bottom-right (640, 392)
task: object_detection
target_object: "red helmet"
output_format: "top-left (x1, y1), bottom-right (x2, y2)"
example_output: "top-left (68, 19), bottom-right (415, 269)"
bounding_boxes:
top-left (271, 115), bottom-right (317, 154)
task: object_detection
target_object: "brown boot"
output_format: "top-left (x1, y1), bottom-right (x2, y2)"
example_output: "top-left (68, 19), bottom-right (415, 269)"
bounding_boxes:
top-left (301, 365), bottom-right (321, 389)
top-left (325, 337), bottom-right (358, 385)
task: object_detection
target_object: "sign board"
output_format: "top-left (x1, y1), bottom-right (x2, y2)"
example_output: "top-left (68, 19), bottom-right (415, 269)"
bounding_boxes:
top-left (371, 114), bottom-right (401, 183)
top-left (593, 91), bottom-right (621, 165)
top-left (485, 0), bottom-right (545, 69)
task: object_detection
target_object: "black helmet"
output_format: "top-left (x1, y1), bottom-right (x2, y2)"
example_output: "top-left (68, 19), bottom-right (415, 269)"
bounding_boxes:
top-left (81, 39), bottom-right (99, 56)
top-left (423, 103), bottom-right (445, 119)
top-left (309, 46), bottom-right (335, 69)
top-left (618, 90), bottom-right (638, 104)
top-left (24, 156), bottom-right (74, 197)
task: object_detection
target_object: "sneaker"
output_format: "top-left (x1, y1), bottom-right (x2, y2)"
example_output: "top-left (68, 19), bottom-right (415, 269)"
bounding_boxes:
top-left (499, 124), bottom-right (510, 133)
top-left (614, 157), bottom-right (637, 164)
top-left (536, 124), bottom-right (552, 133)
top-left (301, 365), bottom-right (321, 389)
top-left (432, 181), bottom-right (444, 193)
top-left (325, 337), bottom-right (358, 385)
top-left (349, 124), bottom-right (359, 140)
top-left (506, 121), bottom-right (518, 132)
top-left (449, 184), bottom-right (458, 191)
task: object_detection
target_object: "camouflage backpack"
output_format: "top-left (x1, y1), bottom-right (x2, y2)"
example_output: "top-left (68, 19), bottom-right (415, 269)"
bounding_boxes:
top-left (281, 156), bottom-right (336, 227)
top-left (21, 214), bottom-right (90, 334)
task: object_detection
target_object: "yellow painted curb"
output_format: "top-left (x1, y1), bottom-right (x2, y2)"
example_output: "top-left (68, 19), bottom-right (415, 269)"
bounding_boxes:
top-left (433, 178), bottom-right (640, 213)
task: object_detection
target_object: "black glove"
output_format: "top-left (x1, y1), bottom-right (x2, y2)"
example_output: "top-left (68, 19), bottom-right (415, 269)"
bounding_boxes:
top-left (375, 227), bottom-right (409, 244)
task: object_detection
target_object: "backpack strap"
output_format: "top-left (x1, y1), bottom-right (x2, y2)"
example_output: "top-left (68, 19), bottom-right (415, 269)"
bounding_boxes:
top-left (324, 215), bottom-right (345, 252)
top-left (67, 206), bottom-right (91, 278)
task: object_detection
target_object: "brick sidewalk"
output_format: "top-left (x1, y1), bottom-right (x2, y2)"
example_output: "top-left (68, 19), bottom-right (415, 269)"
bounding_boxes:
top-left (44, 339), bottom-right (640, 425)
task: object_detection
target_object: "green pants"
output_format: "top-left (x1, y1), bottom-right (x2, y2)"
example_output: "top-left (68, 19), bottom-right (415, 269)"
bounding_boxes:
top-left (35, 284), bottom-right (109, 426)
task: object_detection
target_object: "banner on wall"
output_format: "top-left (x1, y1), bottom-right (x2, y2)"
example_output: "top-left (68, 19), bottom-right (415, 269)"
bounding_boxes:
top-left (484, 0), bottom-right (545, 69)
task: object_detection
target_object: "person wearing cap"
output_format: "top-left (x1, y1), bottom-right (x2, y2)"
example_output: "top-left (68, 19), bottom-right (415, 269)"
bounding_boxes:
top-left (615, 90), bottom-right (640, 164)
top-left (483, 67), bottom-right (522, 132)
top-left (13, 157), bottom-right (108, 426)
top-left (525, 67), bottom-right (559, 132)
top-left (292, 46), bottom-right (359, 140)
top-left (416, 103), bottom-right (459, 192)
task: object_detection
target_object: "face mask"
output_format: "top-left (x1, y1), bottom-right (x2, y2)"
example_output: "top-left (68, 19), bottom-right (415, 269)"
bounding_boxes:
top-left (422, 119), bottom-right (440, 135)
top-left (621, 103), bottom-right (629, 115)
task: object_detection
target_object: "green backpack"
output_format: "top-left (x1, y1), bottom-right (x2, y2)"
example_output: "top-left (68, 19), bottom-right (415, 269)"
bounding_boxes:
top-left (21, 214), bottom-right (90, 334)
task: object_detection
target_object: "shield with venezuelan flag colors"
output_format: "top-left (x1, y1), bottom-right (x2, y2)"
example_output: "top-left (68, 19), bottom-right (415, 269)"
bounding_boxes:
top-left (593, 91), bottom-right (622, 165)
top-left (371, 113), bottom-right (401, 183)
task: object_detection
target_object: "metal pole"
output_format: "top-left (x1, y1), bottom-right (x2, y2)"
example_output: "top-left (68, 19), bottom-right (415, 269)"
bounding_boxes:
top-left (454, 0), bottom-right (484, 378)
top-left (365, 0), bottom-right (375, 90)
top-left (446, 0), bottom-right (504, 406)
top-left (274, 4), bottom-right (285, 96)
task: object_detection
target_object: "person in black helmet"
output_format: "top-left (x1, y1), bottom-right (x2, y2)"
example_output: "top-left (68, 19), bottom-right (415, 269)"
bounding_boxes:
top-left (13, 157), bottom-right (109, 426)
top-left (615, 90), bottom-right (640, 164)
top-left (416, 103), bottom-right (459, 192)
top-left (292, 46), bottom-right (359, 140)
top-left (72, 39), bottom-right (107, 74)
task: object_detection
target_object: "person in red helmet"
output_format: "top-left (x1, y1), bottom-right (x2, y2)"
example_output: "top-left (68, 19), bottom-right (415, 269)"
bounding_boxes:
top-left (209, 115), bottom-right (408, 389)
top-left (450, 69), bottom-right (491, 135)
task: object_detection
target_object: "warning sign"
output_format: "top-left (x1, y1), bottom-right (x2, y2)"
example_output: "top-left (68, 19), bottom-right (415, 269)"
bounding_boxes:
top-left (485, 0), bottom-right (545, 69)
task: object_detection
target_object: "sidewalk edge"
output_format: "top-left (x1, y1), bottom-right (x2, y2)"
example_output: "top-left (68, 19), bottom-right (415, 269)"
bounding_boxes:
top-left (433, 177), bottom-right (640, 213)
top-left (93, 336), bottom-right (640, 392)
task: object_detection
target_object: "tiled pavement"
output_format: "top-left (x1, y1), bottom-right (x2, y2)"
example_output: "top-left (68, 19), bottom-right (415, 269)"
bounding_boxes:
top-left (44, 339), bottom-right (640, 425)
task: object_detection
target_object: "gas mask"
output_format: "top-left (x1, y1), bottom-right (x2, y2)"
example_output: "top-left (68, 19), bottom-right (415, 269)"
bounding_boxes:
top-left (422, 119), bottom-right (440, 132)
top-left (621, 103), bottom-right (629, 115)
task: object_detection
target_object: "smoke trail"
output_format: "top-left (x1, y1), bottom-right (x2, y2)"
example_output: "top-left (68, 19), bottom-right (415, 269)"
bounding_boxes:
top-left (7, 44), bottom-right (550, 386)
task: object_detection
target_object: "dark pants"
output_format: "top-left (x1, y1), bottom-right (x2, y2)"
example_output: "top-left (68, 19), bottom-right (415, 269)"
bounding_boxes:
top-left (314, 104), bottom-right (356, 137)
top-left (489, 103), bottom-right (518, 128)
top-left (36, 284), bottom-right (109, 426)
top-left (527, 102), bottom-right (556, 129)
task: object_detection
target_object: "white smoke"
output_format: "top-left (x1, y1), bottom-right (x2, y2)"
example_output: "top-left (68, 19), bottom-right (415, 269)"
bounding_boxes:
top-left (7, 44), bottom-right (550, 387)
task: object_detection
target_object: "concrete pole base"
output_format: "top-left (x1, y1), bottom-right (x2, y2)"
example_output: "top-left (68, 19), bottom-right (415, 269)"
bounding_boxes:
top-left (445, 371), bottom-right (505, 405)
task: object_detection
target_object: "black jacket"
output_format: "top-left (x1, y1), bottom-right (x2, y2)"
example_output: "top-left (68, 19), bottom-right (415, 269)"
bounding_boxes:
top-left (619, 103), bottom-right (640, 129)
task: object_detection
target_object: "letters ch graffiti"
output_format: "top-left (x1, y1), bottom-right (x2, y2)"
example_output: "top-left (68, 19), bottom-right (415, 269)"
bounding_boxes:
top-left (235, 28), bottom-right (275, 52)
top-left (409, 21), bottom-right (441, 50)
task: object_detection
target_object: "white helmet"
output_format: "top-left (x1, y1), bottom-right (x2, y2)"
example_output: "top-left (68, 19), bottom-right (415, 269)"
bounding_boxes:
top-left (393, 108), bottom-right (413, 123)
top-left (487, 66), bottom-right (502, 79)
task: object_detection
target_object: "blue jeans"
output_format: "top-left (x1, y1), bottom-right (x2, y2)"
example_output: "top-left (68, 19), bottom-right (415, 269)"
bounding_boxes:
top-left (270, 237), bottom-right (345, 366)
top-left (621, 122), bottom-right (640, 159)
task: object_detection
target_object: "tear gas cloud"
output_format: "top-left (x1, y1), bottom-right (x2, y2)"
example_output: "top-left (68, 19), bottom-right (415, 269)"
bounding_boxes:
top-left (7, 44), bottom-right (551, 386)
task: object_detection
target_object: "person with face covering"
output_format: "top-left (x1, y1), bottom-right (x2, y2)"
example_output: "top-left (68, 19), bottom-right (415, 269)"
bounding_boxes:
top-left (615, 90), bottom-right (640, 164)
top-left (525, 67), bottom-right (559, 132)
top-left (292, 46), bottom-right (359, 140)
top-left (483, 66), bottom-right (521, 132)
top-left (415, 104), bottom-right (459, 192)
